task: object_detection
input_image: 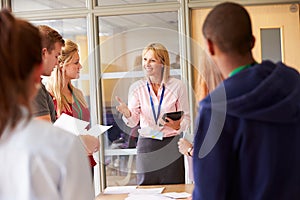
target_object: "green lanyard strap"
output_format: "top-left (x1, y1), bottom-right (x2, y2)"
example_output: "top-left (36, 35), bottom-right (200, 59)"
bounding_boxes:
top-left (229, 62), bottom-right (257, 77)
top-left (62, 94), bottom-right (83, 120)
top-left (72, 93), bottom-right (83, 120)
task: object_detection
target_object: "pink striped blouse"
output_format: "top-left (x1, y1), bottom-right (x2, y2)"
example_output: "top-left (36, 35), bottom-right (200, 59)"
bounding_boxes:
top-left (123, 77), bottom-right (190, 138)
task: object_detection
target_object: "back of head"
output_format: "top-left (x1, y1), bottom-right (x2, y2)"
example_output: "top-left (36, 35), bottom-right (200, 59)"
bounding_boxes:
top-left (38, 25), bottom-right (64, 52)
top-left (142, 43), bottom-right (170, 83)
top-left (202, 2), bottom-right (253, 55)
top-left (0, 9), bottom-right (42, 134)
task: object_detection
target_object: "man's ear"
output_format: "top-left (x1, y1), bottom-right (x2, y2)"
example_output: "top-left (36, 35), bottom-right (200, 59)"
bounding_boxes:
top-left (206, 38), bottom-right (215, 56)
top-left (41, 48), bottom-right (47, 58)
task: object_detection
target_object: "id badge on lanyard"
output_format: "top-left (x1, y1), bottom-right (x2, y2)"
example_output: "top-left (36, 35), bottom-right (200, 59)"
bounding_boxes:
top-left (147, 82), bottom-right (165, 125)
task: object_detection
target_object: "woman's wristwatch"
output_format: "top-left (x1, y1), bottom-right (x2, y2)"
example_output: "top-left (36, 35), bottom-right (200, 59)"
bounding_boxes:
top-left (187, 146), bottom-right (193, 156)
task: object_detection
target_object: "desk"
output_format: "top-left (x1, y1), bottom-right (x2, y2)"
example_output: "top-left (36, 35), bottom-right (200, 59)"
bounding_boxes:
top-left (96, 184), bottom-right (194, 200)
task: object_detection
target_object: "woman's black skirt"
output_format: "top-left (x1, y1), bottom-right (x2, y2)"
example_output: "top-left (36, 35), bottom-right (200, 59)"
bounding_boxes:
top-left (136, 135), bottom-right (185, 185)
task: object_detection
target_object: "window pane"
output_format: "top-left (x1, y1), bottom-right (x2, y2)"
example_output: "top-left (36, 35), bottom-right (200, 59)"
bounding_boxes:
top-left (99, 12), bottom-right (179, 73)
top-left (261, 28), bottom-right (282, 62)
top-left (31, 18), bottom-right (90, 106)
top-left (98, 0), bottom-right (177, 6)
top-left (12, 0), bottom-right (86, 12)
top-left (98, 11), bottom-right (180, 186)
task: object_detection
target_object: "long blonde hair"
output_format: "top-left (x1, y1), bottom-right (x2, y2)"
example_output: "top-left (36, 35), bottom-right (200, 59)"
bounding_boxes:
top-left (47, 39), bottom-right (87, 116)
top-left (142, 43), bottom-right (170, 84)
top-left (197, 51), bottom-right (224, 101)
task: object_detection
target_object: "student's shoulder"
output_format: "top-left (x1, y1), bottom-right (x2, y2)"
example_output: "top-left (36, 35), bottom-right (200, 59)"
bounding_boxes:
top-left (6, 119), bottom-right (81, 164)
top-left (26, 119), bottom-right (79, 149)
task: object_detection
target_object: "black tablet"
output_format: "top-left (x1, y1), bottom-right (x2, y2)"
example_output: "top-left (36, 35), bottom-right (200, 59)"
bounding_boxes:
top-left (162, 111), bottom-right (184, 122)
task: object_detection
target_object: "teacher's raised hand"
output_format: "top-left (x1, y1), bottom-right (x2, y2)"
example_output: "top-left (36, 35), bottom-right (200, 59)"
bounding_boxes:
top-left (115, 96), bottom-right (131, 118)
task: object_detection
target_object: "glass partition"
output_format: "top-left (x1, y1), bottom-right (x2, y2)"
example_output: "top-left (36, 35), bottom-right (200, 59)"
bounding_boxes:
top-left (98, 11), bottom-right (181, 186)
top-left (98, 0), bottom-right (177, 6)
top-left (12, 0), bottom-right (86, 12)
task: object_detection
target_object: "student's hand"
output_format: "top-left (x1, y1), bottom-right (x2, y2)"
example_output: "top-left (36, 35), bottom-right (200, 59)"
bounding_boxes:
top-left (80, 135), bottom-right (100, 155)
top-left (115, 96), bottom-right (131, 118)
top-left (178, 138), bottom-right (193, 156)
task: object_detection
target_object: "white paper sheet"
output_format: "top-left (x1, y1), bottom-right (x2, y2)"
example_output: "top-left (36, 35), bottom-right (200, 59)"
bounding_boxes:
top-left (162, 192), bottom-right (191, 199)
top-left (54, 113), bottom-right (112, 136)
top-left (126, 194), bottom-right (170, 200)
top-left (86, 124), bottom-right (112, 137)
top-left (130, 187), bottom-right (165, 194)
top-left (53, 113), bottom-right (89, 136)
top-left (103, 186), bottom-right (165, 196)
top-left (103, 186), bottom-right (137, 194)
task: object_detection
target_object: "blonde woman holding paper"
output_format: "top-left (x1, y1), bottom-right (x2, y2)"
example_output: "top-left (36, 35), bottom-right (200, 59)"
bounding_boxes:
top-left (47, 39), bottom-right (99, 171)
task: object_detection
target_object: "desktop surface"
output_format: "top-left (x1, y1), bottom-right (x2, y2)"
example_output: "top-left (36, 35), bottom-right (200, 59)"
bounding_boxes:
top-left (96, 183), bottom-right (194, 200)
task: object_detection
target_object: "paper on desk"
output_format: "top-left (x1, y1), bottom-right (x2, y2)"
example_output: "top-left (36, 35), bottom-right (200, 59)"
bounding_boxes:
top-left (103, 186), bottom-right (137, 194)
top-left (54, 113), bottom-right (112, 137)
top-left (126, 194), bottom-right (170, 200)
top-left (125, 187), bottom-right (166, 200)
top-left (130, 187), bottom-right (165, 194)
top-left (162, 192), bottom-right (191, 199)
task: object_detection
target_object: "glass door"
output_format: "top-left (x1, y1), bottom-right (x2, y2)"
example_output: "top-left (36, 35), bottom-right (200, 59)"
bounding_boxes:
top-left (97, 11), bottom-right (182, 187)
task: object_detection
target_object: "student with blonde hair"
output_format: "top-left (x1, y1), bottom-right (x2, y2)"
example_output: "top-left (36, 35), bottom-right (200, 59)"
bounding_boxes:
top-left (47, 39), bottom-right (99, 172)
top-left (178, 51), bottom-right (223, 182)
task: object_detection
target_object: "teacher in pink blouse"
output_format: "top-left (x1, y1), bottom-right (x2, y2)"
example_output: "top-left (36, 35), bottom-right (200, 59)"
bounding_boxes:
top-left (116, 43), bottom-right (191, 185)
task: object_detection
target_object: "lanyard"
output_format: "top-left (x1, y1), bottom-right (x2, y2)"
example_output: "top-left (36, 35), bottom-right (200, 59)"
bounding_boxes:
top-left (72, 93), bottom-right (83, 120)
top-left (228, 62), bottom-right (257, 77)
top-left (147, 82), bottom-right (165, 125)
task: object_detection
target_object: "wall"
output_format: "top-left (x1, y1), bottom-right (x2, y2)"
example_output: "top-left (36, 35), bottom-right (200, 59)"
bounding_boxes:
top-left (191, 3), bottom-right (300, 99)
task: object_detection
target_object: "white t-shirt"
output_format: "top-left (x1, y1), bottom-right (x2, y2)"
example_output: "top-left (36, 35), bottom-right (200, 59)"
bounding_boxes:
top-left (0, 111), bottom-right (94, 200)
